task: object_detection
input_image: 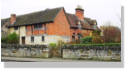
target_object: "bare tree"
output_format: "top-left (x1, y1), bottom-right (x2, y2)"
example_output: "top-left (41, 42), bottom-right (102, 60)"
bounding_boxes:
top-left (116, 13), bottom-right (121, 23)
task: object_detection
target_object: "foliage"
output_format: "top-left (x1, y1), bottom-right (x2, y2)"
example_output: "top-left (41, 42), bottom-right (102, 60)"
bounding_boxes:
top-left (49, 43), bottom-right (57, 48)
top-left (92, 30), bottom-right (100, 35)
top-left (92, 30), bottom-right (103, 44)
top-left (57, 40), bottom-right (65, 47)
top-left (81, 36), bottom-right (92, 44)
top-left (1, 37), bottom-right (8, 43)
top-left (102, 23), bottom-right (121, 43)
top-left (7, 32), bottom-right (19, 44)
top-left (63, 43), bottom-right (121, 46)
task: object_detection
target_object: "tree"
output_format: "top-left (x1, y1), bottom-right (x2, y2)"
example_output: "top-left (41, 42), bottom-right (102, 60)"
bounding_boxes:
top-left (102, 22), bottom-right (121, 43)
top-left (7, 32), bottom-right (19, 44)
top-left (92, 30), bottom-right (103, 44)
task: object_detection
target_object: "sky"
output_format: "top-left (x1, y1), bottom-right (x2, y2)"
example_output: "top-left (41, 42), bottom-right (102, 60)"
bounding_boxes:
top-left (1, 0), bottom-right (121, 28)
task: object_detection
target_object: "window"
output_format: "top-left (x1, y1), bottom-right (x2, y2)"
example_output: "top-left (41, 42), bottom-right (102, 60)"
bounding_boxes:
top-left (31, 37), bottom-right (34, 42)
top-left (34, 25), bottom-right (38, 29)
top-left (38, 24), bottom-right (42, 28)
top-left (94, 25), bottom-right (97, 29)
top-left (14, 26), bottom-right (18, 30)
top-left (34, 24), bottom-right (42, 29)
top-left (42, 36), bottom-right (44, 41)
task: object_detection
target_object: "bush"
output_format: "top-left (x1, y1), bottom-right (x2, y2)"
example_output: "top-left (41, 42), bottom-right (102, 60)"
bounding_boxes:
top-left (1, 37), bottom-right (8, 43)
top-left (102, 22), bottom-right (121, 43)
top-left (64, 43), bottom-right (121, 46)
top-left (7, 32), bottom-right (19, 44)
top-left (82, 36), bottom-right (92, 44)
top-left (57, 40), bottom-right (65, 47)
top-left (92, 30), bottom-right (104, 44)
top-left (49, 43), bottom-right (57, 48)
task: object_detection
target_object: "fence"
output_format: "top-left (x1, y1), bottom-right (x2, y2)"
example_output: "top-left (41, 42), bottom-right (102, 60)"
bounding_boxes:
top-left (62, 44), bottom-right (121, 60)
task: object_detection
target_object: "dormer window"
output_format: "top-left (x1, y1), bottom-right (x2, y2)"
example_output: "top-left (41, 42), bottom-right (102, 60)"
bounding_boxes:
top-left (14, 26), bottom-right (18, 30)
top-left (94, 25), bottom-right (97, 29)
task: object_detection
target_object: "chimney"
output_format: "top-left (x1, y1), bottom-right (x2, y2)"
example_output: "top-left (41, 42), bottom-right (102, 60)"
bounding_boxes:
top-left (75, 5), bottom-right (84, 20)
top-left (10, 14), bottom-right (16, 24)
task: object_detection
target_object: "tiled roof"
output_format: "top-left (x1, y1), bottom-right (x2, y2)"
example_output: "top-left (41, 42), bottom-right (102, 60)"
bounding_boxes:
top-left (66, 13), bottom-right (94, 30)
top-left (1, 7), bottom-right (100, 31)
top-left (66, 13), bottom-right (78, 28)
top-left (1, 18), bottom-right (10, 27)
top-left (11, 7), bottom-right (63, 26)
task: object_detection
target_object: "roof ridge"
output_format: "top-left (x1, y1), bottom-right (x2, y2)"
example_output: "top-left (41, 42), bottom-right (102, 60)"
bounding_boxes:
top-left (2, 7), bottom-right (64, 19)
top-left (17, 7), bottom-right (64, 17)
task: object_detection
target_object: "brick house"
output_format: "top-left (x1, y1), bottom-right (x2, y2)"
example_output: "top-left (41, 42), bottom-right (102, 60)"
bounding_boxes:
top-left (1, 6), bottom-right (100, 45)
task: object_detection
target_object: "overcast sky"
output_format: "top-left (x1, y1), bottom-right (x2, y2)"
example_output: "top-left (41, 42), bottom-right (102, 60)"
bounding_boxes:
top-left (1, 0), bottom-right (121, 28)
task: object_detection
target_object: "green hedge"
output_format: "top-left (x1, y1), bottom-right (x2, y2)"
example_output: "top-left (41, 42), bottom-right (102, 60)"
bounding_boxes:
top-left (63, 43), bottom-right (121, 46)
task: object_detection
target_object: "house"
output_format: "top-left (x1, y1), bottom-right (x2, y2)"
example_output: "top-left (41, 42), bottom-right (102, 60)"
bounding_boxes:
top-left (1, 18), bottom-right (10, 38)
top-left (1, 5), bottom-right (100, 45)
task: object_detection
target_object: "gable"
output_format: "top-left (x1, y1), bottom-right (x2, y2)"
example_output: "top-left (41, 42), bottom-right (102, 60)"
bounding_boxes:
top-left (66, 13), bottom-right (94, 30)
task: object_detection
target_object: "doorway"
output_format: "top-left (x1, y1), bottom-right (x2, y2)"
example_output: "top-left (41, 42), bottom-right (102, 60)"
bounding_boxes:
top-left (72, 36), bottom-right (75, 42)
top-left (22, 37), bottom-right (25, 44)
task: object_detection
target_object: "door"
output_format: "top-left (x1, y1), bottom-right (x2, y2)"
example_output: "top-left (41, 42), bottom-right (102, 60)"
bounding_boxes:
top-left (22, 37), bottom-right (25, 44)
top-left (72, 36), bottom-right (75, 42)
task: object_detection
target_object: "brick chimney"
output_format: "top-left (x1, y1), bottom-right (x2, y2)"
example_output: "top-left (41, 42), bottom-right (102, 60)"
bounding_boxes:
top-left (10, 14), bottom-right (16, 24)
top-left (75, 5), bottom-right (84, 20)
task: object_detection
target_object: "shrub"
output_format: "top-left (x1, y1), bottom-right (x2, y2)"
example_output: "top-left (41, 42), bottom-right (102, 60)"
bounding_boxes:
top-left (7, 32), bottom-right (19, 44)
top-left (64, 43), bottom-right (121, 46)
top-left (82, 36), bottom-right (92, 44)
top-left (49, 43), bottom-right (57, 48)
top-left (92, 30), bottom-right (104, 44)
top-left (1, 37), bottom-right (8, 43)
top-left (57, 40), bottom-right (65, 47)
top-left (101, 22), bottom-right (121, 43)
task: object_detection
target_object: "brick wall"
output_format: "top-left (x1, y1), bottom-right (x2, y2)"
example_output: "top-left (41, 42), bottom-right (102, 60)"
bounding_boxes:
top-left (26, 9), bottom-right (70, 36)
top-left (75, 10), bottom-right (84, 20)
top-left (82, 29), bottom-right (93, 37)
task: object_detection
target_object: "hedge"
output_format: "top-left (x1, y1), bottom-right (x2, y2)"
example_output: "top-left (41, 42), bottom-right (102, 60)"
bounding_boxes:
top-left (63, 43), bottom-right (121, 46)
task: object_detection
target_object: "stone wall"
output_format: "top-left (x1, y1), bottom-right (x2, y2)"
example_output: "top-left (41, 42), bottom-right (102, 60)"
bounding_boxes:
top-left (62, 45), bottom-right (121, 60)
top-left (1, 44), bottom-right (51, 58)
